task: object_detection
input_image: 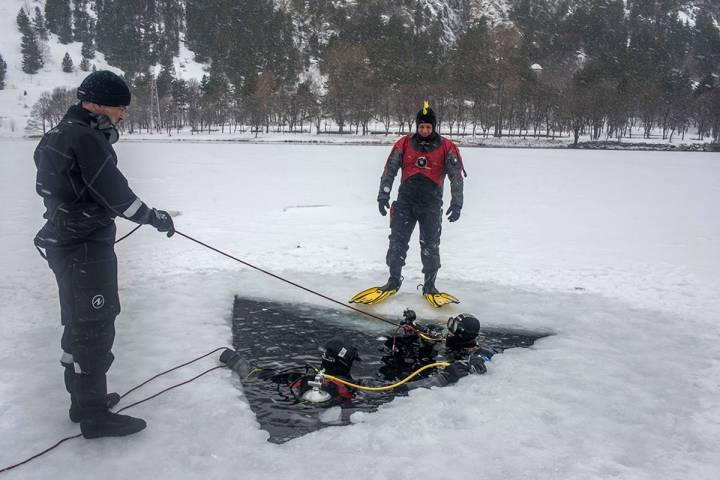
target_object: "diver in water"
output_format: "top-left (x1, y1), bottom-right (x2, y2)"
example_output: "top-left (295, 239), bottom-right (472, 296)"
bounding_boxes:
top-left (220, 337), bottom-right (362, 406)
top-left (379, 308), bottom-right (444, 380)
top-left (288, 338), bottom-right (361, 405)
top-left (220, 313), bottom-right (498, 404)
top-left (380, 311), bottom-right (499, 389)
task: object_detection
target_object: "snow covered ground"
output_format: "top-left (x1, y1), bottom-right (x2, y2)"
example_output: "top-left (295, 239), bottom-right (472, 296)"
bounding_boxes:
top-left (0, 140), bottom-right (719, 479)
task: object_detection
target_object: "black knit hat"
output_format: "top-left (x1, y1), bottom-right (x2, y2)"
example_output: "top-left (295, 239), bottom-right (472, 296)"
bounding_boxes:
top-left (416, 100), bottom-right (437, 131)
top-left (77, 70), bottom-right (131, 107)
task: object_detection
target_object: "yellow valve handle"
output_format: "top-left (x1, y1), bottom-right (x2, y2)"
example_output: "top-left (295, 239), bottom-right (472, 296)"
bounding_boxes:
top-left (414, 329), bottom-right (443, 342)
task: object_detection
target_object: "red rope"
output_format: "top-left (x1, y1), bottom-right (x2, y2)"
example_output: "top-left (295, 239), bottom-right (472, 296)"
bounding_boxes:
top-left (116, 366), bottom-right (225, 413)
top-left (0, 348), bottom-right (227, 475)
top-left (0, 435), bottom-right (82, 473)
top-left (119, 347), bottom-right (226, 400)
top-left (174, 230), bottom-right (400, 327)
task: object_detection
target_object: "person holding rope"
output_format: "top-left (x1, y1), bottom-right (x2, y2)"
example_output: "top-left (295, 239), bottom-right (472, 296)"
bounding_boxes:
top-left (34, 70), bottom-right (175, 439)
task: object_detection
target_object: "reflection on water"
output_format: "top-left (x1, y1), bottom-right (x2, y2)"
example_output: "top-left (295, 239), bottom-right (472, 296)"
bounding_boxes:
top-left (231, 296), bottom-right (549, 443)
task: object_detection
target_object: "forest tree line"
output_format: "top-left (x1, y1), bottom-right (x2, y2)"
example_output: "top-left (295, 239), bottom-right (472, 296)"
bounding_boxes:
top-left (17, 0), bottom-right (720, 143)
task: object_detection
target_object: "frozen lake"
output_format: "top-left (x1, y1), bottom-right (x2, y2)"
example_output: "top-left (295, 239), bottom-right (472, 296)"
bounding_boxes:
top-left (1, 140), bottom-right (718, 479)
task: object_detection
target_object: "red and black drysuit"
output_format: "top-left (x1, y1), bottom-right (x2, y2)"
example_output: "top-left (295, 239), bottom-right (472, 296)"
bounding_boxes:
top-left (377, 132), bottom-right (465, 283)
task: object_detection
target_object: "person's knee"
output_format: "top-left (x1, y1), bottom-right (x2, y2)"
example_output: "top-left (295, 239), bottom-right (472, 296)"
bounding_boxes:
top-left (72, 347), bottom-right (115, 375)
top-left (70, 320), bottom-right (116, 374)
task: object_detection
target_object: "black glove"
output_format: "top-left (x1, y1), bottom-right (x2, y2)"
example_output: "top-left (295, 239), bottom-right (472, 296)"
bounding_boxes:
top-left (378, 199), bottom-right (390, 216)
top-left (149, 209), bottom-right (175, 237)
top-left (446, 204), bottom-right (461, 222)
top-left (444, 361), bottom-right (471, 384)
top-left (476, 345), bottom-right (498, 361)
top-left (467, 356), bottom-right (487, 374)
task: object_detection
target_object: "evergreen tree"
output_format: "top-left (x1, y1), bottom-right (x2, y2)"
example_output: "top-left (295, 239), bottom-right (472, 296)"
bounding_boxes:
top-left (33, 7), bottom-right (49, 41)
top-left (158, 0), bottom-right (183, 57)
top-left (17, 9), bottom-right (43, 74)
top-left (44, 0), bottom-right (59, 34)
top-left (73, 0), bottom-right (90, 42)
top-left (185, 0), bottom-right (216, 61)
top-left (0, 54), bottom-right (7, 90)
top-left (62, 52), bottom-right (74, 73)
top-left (96, 0), bottom-right (159, 76)
top-left (45, 0), bottom-right (73, 44)
top-left (156, 56), bottom-right (176, 98)
top-left (81, 40), bottom-right (95, 60)
top-left (693, 9), bottom-right (720, 77)
top-left (16, 7), bottom-right (31, 32)
top-left (80, 56), bottom-right (90, 72)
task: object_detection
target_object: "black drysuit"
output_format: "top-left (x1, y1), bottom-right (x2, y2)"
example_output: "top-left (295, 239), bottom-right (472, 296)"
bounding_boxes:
top-left (34, 105), bottom-right (154, 417)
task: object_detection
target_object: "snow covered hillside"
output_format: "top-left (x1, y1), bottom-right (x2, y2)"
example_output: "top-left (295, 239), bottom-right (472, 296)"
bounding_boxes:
top-left (1, 141), bottom-right (718, 479)
top-left (0, 0), bottom-right (206, 137)
top-left (0, 0), bottom-right (114, 135)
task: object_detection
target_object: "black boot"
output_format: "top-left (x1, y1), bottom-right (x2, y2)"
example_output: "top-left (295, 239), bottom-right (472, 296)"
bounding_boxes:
top-left (80, 411), bottom-right (147, 439)
top-left (380, 275), bottom-right (402, 292)
top-left (70, 392), bottom-right (121, 423)
top-left (422, 271), bottom-right (439, 295)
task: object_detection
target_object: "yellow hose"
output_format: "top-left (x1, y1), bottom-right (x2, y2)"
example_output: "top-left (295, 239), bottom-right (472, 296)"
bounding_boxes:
top-left (323, 361), bottom-right (450, 392)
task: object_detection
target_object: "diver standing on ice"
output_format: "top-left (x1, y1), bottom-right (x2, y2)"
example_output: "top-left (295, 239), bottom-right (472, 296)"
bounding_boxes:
top-left (350, 101), bottom-right (466, 308)
top-left (34, 71), bottom-right (175, 439)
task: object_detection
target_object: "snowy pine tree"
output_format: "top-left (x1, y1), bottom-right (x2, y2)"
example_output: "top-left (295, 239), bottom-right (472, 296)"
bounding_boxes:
top-left (45, 0), bottom-right (73, 44)
top-left (33, 7), bottom-right (49, 41)
top-left (81, 40), bottom-right (95, 60)
top-left (0, 54), bottom-right (7, 89)
top-left (73, 0), bottom-right (91, 42)
top-left (156, 56), bottom-right (176, 98)
top-left (694, 8), bottom-right (720, 77)
top-left (44, 0), bottom-right (60, 33)
top-left (17, 9), bottom-right (43, 74)
top-left (96, 0), bottom-right (156, 75)
top-left (62, 52), bottom-right (74, 73)
top-left (80, 56), bottom-right (90, 72)
top-left (16, 8), bottom-right (31, 35)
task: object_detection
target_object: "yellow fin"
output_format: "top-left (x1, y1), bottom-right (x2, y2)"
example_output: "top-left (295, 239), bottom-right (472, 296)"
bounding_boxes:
top-left (350, 287), bottom-right (398, 305)
top-left (424, 292), bottom-right (460, 308)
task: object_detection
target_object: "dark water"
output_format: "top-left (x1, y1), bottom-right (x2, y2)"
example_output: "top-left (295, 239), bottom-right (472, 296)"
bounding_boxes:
top-left (230, 296), bottom-right (550, 443)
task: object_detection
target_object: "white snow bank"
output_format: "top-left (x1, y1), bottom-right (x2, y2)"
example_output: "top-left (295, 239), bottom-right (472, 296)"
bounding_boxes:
top-left (0, 141), bottom-right (718, 479)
